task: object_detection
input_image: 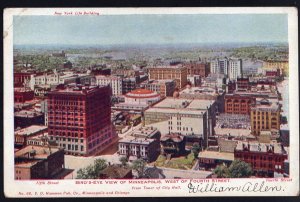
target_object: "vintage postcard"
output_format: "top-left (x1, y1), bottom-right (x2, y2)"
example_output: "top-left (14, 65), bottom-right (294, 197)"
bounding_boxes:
top-left (3, 7), bottom-right (299, 197)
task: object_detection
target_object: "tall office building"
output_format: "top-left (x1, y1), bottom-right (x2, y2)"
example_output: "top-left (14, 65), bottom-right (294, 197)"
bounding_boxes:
top-left (250, 98), bottom-right (281, 136)
top-left (228, 59), bottom-right (243, 80)
top-left (148, 65), bottom-right (187, 89)
top-left (210, 58), bottom-right (228, 75)
top-left (47, 84), bottom-right (117, 156)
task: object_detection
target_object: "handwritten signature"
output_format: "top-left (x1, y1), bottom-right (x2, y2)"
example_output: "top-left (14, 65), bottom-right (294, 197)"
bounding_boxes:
top-left (187, 181), bottom-right (283, 193)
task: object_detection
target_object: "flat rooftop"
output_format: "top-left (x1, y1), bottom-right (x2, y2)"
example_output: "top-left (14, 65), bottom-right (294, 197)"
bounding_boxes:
top-left (153, 98), bottom-right (213, 110)
top-left (130, 126), bottom-right (159, 138)
top-left (149, 65), bottom-right (185, 70)
top-left (252, 98), bottom-right (280, 110)
top-left (180, 87), bottom-right (222, 96)
top-left (198, 151), bottom-right (234, 161)
top-left (15, 125), bottom-right (47, 136)
top-left (186, 100), bottom-right (215, 110)
top-left (48, 85), bottom-right (103, 95)
top-left (214, 128), bottom-right (252, 137)
top-left (15, 145), bottom-right (61, 160)
top-left (14, 88), bottom-right (33, 92)
top-left (119, 136), bottom-right (155, 145)
top-left (235, 141), bottom-right (287, 154)
top-left (14, 110), bottom-right (43, 118)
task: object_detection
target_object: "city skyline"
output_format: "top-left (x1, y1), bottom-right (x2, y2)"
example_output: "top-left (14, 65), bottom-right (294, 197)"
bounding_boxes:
top-left (13, 14), bottom-right (288, 45)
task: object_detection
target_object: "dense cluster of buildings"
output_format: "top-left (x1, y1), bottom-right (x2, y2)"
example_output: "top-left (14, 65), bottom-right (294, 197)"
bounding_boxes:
top-left (13, 50), bottom-right (289, 179)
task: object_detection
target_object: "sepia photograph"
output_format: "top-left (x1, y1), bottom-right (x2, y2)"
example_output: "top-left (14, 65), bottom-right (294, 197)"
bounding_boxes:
top-left (3, 7), bottom-right (299, 197)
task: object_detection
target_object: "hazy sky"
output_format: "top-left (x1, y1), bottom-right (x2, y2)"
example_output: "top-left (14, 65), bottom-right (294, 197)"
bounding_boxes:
top-left (13, 14), bottom-right (288, 45)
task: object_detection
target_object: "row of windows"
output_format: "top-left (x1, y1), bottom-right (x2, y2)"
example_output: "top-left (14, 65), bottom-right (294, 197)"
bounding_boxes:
top-left (49, 131), bottom-right (84, 137)
top-left (51, 136), bottom-right (84, 143)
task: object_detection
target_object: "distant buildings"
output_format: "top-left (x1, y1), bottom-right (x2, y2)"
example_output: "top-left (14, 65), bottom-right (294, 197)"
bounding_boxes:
top-left (148, 65), bottom-right (188, 89)
top-left (185, 61), bottom-right (210, 77)
top-left (63, 61), bottom-right (73, 69)
top-left (234, 141), bottom-right (288, 177)
top-left (228, 59), bottom-right (242, 80)
top-left (47, 85), bottom-right (117, 156)
top-left (95, 75), bottom-right (123, 95)
top-left (142, 79), bottom-right (176, 97)
top-left (210, 58), bottom-right (243, 80)
top-left (187, 75), bottom-right (201, 87)
top-left (237, 77), bottom-right (250, 91)
top-left (263, 60), bottom-right (288, 75)
top-left (250, 98), bottom-right (281, 136)
top-left (14, 72), bottom-right (35, 88)
top-left (52, 50), bottom-right (66, 57)
top-left (122, 77), bottom-right (137, 94)
top-left (225, 94), bottom-right (256, 115)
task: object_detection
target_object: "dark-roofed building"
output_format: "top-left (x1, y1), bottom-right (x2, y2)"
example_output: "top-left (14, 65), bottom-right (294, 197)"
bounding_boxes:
top-left (99, 165), bottom-right (133, 179)
top-left (160, 133), bottom-right (186, 157)
top-left (14, 110), bottom-right (44, 129)
top-left (14, 145), bottom-right (72, 180)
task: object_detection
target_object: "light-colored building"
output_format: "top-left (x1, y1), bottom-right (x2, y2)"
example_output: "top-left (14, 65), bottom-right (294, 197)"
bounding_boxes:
top-left (263, 60), bottom-right (288, 75)
top-left (210, 60), bottom-right (219, 74)
top-left (228, 59), bottom-right (242, 80)
top-left (250, 98), bottom-right (281, 136)
top-left (118, 136), bottom-right (160, 162)
top-left (187, 75), bottom-right (201, 87)
top-left (148, 65), bottom-right (188, 89)
top-left (144, 98), bottom-right (216, 148)
top-left (113, 89), bottom-right (161, 112)
top-left (15, 125), bottom-right (48, 148)
top-left (95, 75), bottom-right (123, 95)
top-left (179, 86), bottom-right (225, 113)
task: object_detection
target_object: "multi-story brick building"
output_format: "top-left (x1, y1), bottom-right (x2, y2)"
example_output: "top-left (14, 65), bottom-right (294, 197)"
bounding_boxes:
top-left (15, 145), bottom-right (70, 180)
top-left (148, 65), bottom-right (187, 89)
top-left (250, 98), bottom-right (281, 136)
top-left (225, 94), bottom-right (256, 115)
top-left (14, 72), bottom-right (35, 88)
top-left (95, 75), bottom-right (123, 95)
top-left (237, 77), bottom-right (250, 91)
top-left (47, 85), bottom-right (117, 156)
top-left (14, 110), bottom-right (45, 129)
top-left (185, 62), bottom-right (210, 77)
top-left (265, 69), bottom-right (281, 77)
top-left (143, 79), bottom-right (176, 97)
top-left (227, 80), bottom-right (236, 93)
top-left (14, 125), bottom-right (48, 149)
top-left (234, 141), bottom-right (288, 177)
top-left (122, 77), bottom-right (137, 94)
